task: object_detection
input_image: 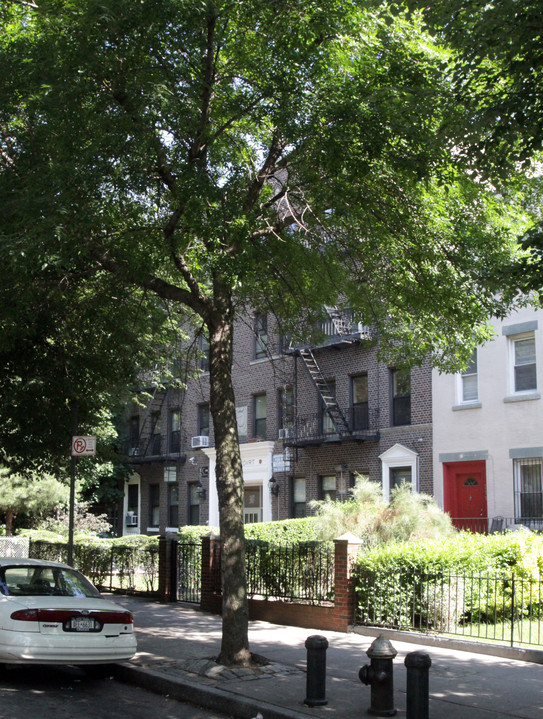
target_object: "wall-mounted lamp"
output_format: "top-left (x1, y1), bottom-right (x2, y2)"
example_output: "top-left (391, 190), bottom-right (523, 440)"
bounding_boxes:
top-left (196, 479), bottom-right (207, 501)
top-left (268, 476), bottom-right (280, 496)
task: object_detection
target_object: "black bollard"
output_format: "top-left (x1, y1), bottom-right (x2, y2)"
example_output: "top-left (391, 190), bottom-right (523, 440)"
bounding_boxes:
top-left (404, 651), bottom-right (431, 719)
top-left (304, 635), bottom-right (329, 706)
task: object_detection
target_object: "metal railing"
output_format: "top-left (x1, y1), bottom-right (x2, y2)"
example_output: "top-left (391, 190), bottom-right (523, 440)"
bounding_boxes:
top-left (283, 409), bottom-right (380, 446)
top-left (245, 542), bottom-right (334, 603)
top-left (177, 542), bottom-right (202, 603)
top-left (29, 540), bottom-right (159, 594)
top-left (355, 569), bottom-right (543, 648)
top-left (450, 517), bottom-right (543, 533)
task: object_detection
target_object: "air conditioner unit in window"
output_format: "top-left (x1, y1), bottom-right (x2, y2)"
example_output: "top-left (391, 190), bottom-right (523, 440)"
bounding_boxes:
top-left (128, 447), bottom-right (140, 457)
top-left (125, 515), bottom-right (138, 526)
top-left (191, 436), bottom-right (209, 449)
top-left (278, 428), bottom-right (293, 439)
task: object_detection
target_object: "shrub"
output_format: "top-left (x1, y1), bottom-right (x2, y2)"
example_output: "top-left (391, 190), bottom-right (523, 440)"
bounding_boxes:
top-left (311, 475), bottom-right (454, 545)
top-left (353, 531), bottom-right (543, 629)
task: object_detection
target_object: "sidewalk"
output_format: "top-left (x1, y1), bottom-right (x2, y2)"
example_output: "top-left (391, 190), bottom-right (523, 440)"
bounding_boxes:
top-left (111, 595), bottom-right (543, 719)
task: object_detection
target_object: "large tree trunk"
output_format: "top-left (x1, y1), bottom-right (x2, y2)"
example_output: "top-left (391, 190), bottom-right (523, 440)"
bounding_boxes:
top-left (208, 296), bottom-right (251, 666)
top-left (4, 509), bottom-right (15, 537)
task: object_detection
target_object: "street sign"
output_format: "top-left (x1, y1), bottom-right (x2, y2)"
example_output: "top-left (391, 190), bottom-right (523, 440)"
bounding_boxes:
top-left (71, 436), bottom-right (96, 456)
top-left (272, 453), bottom-right (292, 473)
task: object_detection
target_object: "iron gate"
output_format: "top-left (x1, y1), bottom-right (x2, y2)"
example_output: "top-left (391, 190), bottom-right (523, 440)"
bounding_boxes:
top-left (177, 542), bottom-right (202, 603)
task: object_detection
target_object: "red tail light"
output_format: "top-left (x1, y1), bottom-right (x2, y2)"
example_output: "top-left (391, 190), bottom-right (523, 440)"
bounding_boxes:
top-left (10, 609), bottom-right (39, 621)
top-left (10, 609), bottom-right (134, 624)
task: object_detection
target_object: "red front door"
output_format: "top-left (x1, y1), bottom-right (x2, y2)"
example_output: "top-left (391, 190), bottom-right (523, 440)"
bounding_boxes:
top-left (443, 461), bottom-right (487, 532)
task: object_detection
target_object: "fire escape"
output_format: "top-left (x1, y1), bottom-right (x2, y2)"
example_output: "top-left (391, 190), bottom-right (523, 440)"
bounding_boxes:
top-left (285, 307), bottom-right (378, 446)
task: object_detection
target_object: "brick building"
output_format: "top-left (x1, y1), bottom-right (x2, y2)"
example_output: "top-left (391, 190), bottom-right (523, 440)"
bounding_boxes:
top-left (119, 308), bottom-right (433, 536)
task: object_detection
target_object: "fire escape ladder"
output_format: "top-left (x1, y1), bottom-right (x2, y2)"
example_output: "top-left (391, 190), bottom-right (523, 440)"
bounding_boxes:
top-left (137, 385), bottom-right (164, 456)
top-left (298, 348), bottom-right (351, 436)
top-left (324, 305), bottom-right (352, 336)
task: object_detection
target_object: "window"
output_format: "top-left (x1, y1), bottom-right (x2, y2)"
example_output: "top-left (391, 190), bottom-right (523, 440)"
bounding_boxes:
top-left (127, 483), bottom-right (139, 519)
top-left (198, 334), bottom-right (210, 372)
top-left (164, 466), bottom-right (176, 483)
top-left (278, 386), bottom-right (294, 432)
top-left (128, 415), bottom-right (139, 451)
top-left (513, 335), bottom-right (537, 392)
top-left (391, 369), bottom-right (411, 426)
top-left (254, 393), bottom-right (267, 438)
top-left (389, 466), bottom-right (412, 494)
top-left (167, 483), bottom-right (179, 528)
top-left (188, 483), bottom-right (200, 526)
top-left (254, 313), bottom-right (269, 359)
top-left (292, 477), bottom-right (306, 518)
top-left (151, 411), bottom-right (161, 455)
top-left (514, 458), bottom-right (543, 520)
top-left (320, 380), bottom-right (336, 435)
top-left (351, 374), bottom-right (369, 430)
top-left (321, 475), bottom-right (336, 501)
top-left (169, 409), bottom-right (181, 453)
top-left (198, 403), bottom-right (210, 437)
top-left (149, 484), bottom-right (160, 527)
top-left (460, 349), bottom-right (478, 403)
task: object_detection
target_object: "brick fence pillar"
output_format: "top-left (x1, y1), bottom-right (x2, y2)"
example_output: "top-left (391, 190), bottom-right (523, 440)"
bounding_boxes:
top-left (332, 532), bottom-right (363, 631)
top-left (200, 533), bottom-right (222, 614)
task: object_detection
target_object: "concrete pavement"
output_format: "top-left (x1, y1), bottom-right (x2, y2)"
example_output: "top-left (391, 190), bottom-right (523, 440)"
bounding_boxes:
top-left (111, 595), bottom-right (543, 719)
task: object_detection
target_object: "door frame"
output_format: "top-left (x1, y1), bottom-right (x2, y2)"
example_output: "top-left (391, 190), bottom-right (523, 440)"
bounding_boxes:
top-left (443, 460), bottom-right (488, 529)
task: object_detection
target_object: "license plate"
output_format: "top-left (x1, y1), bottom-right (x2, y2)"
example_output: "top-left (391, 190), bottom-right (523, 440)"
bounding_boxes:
top-left (66, 616), bottom-right (100, 632)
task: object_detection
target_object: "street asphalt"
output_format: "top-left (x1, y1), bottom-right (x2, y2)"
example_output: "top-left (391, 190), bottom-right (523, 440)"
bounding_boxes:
top-left (110, 595), bottom-right (543, 719)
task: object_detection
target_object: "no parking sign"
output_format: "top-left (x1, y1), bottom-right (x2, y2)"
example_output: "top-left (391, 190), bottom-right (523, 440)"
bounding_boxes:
top-left (71, 436), bottom-right (96, 456)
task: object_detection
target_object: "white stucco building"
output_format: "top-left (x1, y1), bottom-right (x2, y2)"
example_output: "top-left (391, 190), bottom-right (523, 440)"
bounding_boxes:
top-left (432, 306), bottom-right (543, 531)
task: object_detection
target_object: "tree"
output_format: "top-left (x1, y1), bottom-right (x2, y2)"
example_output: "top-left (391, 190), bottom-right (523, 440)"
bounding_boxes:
top-left (0, 467), bottom-right (69, 535)
top-left (0, 0), bottom-right (528, 664)
top-left (404, 0), bottom-right (543, 172)
top-left (407, 0), bottom-right (543, 289)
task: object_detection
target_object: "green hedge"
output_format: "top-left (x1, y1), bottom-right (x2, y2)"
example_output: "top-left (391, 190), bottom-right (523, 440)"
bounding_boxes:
top-left (176, 518), bottom-right (319, 545)
top-left (353, 531), bottom-right (543, 628)
top-left (27, 533), bottom-right (160, 593)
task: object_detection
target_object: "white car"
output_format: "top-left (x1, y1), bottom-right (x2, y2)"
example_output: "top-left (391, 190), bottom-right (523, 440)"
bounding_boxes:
top-left (0, 558), bottom-right (137, 665)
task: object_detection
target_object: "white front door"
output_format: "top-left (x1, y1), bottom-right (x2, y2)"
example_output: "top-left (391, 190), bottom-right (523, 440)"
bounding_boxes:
top-left (244, 486), bottom-right (262, 523)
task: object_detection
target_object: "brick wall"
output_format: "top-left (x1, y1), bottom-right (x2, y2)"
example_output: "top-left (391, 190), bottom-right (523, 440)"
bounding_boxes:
top-left (124, 311), bottom-right (434, 531)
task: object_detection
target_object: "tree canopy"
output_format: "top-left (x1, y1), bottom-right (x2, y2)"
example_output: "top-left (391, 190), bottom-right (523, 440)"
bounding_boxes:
top-left (0, 0), bottom-right (533, 664)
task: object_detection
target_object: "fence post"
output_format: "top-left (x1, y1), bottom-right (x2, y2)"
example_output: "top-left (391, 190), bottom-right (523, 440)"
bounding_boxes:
top-left (333, 532), bottom-right (363, 631)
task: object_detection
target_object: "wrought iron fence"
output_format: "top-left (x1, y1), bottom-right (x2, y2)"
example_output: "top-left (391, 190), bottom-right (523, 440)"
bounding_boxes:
top-left (28, 540), bottom-right (159, 593)
top-left (450, 516), bottom-right (543, 533)
top-left (355, 569), bottom-right (543, 648)
top-left (177, 542), bottom-right (202, 603)
top-left (245, 542), bottom-right (334, 603)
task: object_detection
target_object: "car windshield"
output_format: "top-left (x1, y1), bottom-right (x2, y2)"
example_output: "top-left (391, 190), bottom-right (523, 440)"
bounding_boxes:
top-left (0, 565), bottom-right (102, 598)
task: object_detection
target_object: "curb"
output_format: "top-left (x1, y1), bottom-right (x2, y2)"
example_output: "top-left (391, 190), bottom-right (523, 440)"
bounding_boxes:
top-left (114, 663), bottom-right (314, 719)
top-left (350, 625), bottom-right (543, 664)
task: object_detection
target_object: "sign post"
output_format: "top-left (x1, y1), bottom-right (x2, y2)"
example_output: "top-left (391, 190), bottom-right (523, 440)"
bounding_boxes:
top-left (68, 413), bottom-right (97, 565)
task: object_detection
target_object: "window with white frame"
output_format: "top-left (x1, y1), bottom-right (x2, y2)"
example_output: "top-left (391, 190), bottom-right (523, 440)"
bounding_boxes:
top-left (513, 457), bottom-right (543, 521)
top-left (321, 475), bottom-right (336, 500)
top-left (254, 313), bottom-right (269, 359)
top-left (460, 349), bottom-right (478, 402)
top-left (512, 334), bottom-right (537, 393)
top-left (292, 477), bottom-right (306, 518)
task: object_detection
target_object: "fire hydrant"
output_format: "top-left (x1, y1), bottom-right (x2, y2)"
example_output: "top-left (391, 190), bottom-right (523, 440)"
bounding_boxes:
top-left (359, 635), bottom-right (397, 717)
